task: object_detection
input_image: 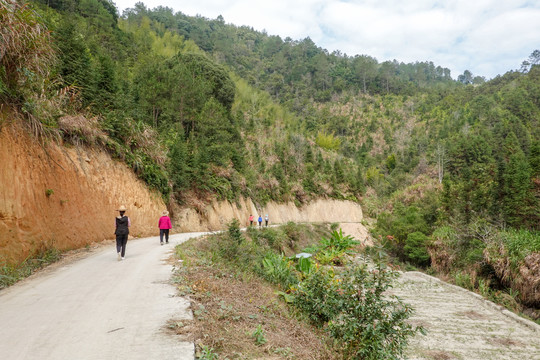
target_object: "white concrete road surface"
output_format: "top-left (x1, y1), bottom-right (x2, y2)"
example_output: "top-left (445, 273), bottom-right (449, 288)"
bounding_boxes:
top-left (0, 232), bottom-right (208, 360)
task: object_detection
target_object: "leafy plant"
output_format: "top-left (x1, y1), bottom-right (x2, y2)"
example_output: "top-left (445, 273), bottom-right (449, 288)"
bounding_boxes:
top-left (261, 252), bottom-right (296, 289)
top-left (292, 261), bottom-right (423, 359)
top-left (250, 324), bottom-right (267, 346)
top-left (315, 131), bottom-right (340, 151)
top-left (404, 231), bottom-right (430, 266)
top-left (197, 345), bottom-right (218, 360)
top-left (295, 256), bottom-right (314, 276)
top-left (227, 219), bottom-right (244, 244)
top-left (319, 229), bottom-right (360, 252)
top-left (315, 247), bottom-right (346, 266)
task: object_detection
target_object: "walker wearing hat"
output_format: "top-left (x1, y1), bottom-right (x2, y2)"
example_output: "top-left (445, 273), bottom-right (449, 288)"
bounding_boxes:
top-left (114, 205), bottom-right (130, 260)
top-left (158, 210), bottom-right (172, 245)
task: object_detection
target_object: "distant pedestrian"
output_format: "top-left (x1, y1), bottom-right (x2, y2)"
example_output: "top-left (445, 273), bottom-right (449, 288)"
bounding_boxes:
top-left (158, 210), bottom-right (172, 245)
top-left (114, 205), bottom-right (130, 261)
top-left (258, 215), bottom-right (263, 228)
top-left (265, 214), bottom-right (269, 227)
top-left (249, 214), bottom-right (254, 226)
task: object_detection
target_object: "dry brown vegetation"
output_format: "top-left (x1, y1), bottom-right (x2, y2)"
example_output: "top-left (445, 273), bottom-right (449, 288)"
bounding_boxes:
top-left (169, 228), bottom-right (339, 359)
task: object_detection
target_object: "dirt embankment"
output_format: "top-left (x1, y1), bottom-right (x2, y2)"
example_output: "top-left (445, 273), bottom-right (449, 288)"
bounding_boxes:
top-left (0, 123), bottom-right (366, 266)
top-left (0, 124), bottom-right (167, 265)
top-left (174, 197), bottom-right (365, 233)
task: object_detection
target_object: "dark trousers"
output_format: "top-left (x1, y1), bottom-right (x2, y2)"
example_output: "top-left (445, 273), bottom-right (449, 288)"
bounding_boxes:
top-left (160, 229), bottom-right (170, 243)
top-left (116, 234), bottom-right (128, 257)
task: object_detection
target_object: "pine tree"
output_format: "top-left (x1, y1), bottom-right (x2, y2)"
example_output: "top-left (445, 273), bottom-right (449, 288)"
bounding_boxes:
top-left (502, 132), bottom-right (534, 227)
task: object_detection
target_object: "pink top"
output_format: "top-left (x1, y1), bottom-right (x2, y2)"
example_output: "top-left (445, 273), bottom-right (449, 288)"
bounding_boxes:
top-left (158, 216), bottom-right (172, 229)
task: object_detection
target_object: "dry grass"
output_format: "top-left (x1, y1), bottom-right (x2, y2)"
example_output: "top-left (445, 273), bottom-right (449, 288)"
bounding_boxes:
top-left (170, 233), bottom-right (338, 359)
top-left (0, 0), bottom-right (56, 90)
top-left (58, 114), bottom-right (107, 146)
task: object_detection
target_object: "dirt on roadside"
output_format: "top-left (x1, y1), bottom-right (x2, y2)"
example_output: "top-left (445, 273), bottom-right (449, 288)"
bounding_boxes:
top-left (169, 258), bottom-right (337, 359)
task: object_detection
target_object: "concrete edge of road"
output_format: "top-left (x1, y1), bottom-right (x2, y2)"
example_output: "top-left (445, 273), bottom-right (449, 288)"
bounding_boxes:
top-left (404, 271), bottom-right (540, 333)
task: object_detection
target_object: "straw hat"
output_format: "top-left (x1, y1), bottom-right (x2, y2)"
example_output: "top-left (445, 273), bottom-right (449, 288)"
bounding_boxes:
top-left (117, 205), bottom-right (127, 212)
top-left (162, 210), bottom-right (169, 216)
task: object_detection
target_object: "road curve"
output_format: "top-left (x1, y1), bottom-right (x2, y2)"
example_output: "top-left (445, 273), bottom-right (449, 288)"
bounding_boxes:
top-left (0, 232), bottom-right (208, 360)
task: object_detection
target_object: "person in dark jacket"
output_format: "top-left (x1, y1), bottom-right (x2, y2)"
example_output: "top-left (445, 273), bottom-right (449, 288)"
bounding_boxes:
top-left (115, 205), bottom-right (130, 261)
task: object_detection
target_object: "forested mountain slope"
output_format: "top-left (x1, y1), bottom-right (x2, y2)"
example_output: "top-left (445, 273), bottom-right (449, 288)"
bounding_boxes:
top-left (126, 3), bottom-right (540, 312)
top-left (1, 0), bottom-right (539, 315)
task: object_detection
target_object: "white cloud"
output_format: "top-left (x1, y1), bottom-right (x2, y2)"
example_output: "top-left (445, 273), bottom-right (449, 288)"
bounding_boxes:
top-left (113, 0), bottom-right (540, 79)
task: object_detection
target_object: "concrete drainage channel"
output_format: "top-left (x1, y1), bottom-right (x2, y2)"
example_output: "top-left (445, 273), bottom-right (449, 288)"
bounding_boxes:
top-left (392, 271), bottom-right (540, 360)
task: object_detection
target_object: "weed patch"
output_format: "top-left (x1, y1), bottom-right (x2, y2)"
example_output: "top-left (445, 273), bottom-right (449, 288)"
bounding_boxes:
top-left (0, 247), bottom-right (61, 289)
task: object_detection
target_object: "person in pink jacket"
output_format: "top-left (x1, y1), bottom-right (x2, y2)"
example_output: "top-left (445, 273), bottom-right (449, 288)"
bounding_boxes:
top-left (158, 210), bottom-right (172, 245)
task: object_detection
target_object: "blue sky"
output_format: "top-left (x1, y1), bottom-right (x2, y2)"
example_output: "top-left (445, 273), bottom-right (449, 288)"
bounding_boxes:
top-left (113, 0), bottom-right (540, 80)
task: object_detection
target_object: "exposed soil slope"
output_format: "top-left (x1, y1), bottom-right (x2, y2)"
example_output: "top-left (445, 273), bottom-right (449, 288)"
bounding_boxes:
top-left (0, 124), bottom-right (166, 264)
top-left (0, 123), bottom-right (365, 266)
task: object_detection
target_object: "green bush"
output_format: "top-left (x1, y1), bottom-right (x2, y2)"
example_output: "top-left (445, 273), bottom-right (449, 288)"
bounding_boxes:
top-left (227, 219), bottom-right (244, 244)
top-left (319, 229), bottom-right (360, 252)
top-left (292, 265), bottom-right (337, 325)
top-left (315, 247), bottom-right (346, 266)
top-left (292, 262), bottom-right (422, 358)
top-left (215, 219), bottom-right (244, 261)
top-left (258, 228), bottom-right (283, 252)
top-left (404, 231), bottom-right (430, 266)
top-left (261, 252), bottom-right (297, 289)
top-left (500, 228), bottom-right (540, 270)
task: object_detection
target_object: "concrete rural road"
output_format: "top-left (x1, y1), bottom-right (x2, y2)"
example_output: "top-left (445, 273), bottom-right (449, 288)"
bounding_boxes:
top-left (0, 232), bottom-right (208, 360)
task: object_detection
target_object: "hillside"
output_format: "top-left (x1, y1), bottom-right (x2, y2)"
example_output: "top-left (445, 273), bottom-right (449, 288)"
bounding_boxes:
top-left (1, 0), bottom-right (539, 319)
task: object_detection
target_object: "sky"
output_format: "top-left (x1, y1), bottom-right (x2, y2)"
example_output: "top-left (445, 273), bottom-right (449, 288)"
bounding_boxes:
top-left (113, 0), bottom-right (540, 80)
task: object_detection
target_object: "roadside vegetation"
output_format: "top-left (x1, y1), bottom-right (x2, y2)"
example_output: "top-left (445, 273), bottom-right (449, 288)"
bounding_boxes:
top-left (171, 221), bottom-right (423, 359)
top-left (0, 247), bottom-right (61, 289)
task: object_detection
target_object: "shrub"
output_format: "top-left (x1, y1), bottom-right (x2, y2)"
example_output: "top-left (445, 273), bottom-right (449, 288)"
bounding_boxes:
top-left (227, 219), bottom-right (244, 244)
top-left (319, 229), bottom-right (360, 252)
top-left (315, 131), bottom-right (340, 151)
top-left (315, 247), bottom-right (346, 266)
top-left (326, 263), bottom-right (421, 359)
top-left (292, 262), bottom-right (422, 358)
top-left (404, 231), bottom-right (430, 266)
top-left (261, 252), bottom-right (296, 289)
top-left (0, 0), bottom-right (56, 99)
top-left (258, 228), bottom-right (283, 252)
top-left (292, 265), bottom-right (336, 325)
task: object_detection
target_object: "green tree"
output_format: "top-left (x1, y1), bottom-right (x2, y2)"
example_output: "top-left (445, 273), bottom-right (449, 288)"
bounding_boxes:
top-left (502, 133), bottom-right (534, 227)
top-left (55, 20), bottom-right (96, 105)
top-left (458, 70), bottom-right (473, 84)
top-left (404, 232), bottom-right (430, 266)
